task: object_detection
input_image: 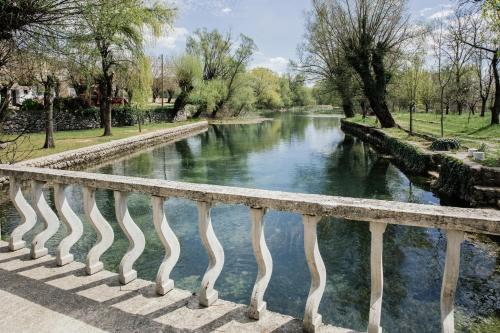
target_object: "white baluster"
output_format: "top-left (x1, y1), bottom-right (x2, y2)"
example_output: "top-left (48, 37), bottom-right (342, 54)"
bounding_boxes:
top-left (303, 215), bottom-right (326, 333)
top-left (31, 181), bottom-right (60, 259)
top-left (114, 191), bottom-right (145, 285)
top-left (441, 230), bottom-right (464, 333)
top-left (198, 201), bottom-right (224, 307)
top-left (54, 183), bottom-right (84, 266)
top-left (83, 187), bottom-right (114, 275)
top-left (9, 177), bottom-right (37, 251)
top-left (152, 196), bottom-right (180, 295)
top-left (368, 222), bottom-right (388, 333)
top-left (249, 207), bottom-right (272, 320)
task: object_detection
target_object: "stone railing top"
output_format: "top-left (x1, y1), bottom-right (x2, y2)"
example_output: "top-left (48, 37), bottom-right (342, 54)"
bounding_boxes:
top-left (1, 164), bottom-right (499, 236)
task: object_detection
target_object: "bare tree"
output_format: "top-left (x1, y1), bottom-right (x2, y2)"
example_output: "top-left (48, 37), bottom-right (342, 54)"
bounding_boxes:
top-left (318, 0), bottom-right (411, 128)
top-left (454, 5), bottom-right (499, 124)
top-left (431, 19), bottom-right (454, 137)
top-left (297, 2), bottom-right (356, 118)
top-left (446, 12), bottom-right (474, 115)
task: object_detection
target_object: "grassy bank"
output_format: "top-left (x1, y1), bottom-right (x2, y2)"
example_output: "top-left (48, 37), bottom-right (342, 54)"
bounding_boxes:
top-left (350, 113), bottom-right (500, 167)
top-left (4, 119), bottom-right (202, 162)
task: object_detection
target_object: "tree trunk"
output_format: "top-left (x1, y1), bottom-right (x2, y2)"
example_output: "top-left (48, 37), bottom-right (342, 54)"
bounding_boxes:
top-left (335, 76), bottom-right (355, 118)
top-left (480, 96), bottom-right (487, 117)
top-left (362, 49), bottom-right (395, 128)
top-left (102, 72), bottom-right (113, 136)
top-left (98, 79), bottom-right (106, 128)
top-left (173, 90), bottom-right (189, 118)
top-left (491, 53), bottom-right (499, 125)
top-left (43, 75), bottom-right (55, 149)
top-left (457, 101), bottom-right (462, 115)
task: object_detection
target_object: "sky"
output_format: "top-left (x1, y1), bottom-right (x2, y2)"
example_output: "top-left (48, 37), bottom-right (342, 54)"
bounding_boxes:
top-left (146, 0), bottom-right (456, 74)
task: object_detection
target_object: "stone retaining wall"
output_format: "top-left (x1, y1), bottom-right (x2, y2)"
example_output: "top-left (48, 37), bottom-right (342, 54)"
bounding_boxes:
top-left (341, 119), bottom-right (500, 208)
top-left (0, 121), bottom-right (209, 187)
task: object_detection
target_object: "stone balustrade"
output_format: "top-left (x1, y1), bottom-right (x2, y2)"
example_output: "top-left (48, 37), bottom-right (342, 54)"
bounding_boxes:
top-left (0, 164), bottom-right (499, 333)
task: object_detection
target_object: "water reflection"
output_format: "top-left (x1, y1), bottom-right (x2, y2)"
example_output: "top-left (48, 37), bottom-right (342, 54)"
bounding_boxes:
top-left (0, 114), bottom-right (497, 332)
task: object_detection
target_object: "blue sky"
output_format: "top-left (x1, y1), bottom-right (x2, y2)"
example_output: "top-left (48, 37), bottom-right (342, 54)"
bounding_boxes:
top-left (147, 0), bottom-right (454, 73)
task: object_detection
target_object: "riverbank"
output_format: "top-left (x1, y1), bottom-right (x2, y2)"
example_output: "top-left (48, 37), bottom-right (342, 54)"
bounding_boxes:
top-left (341, 118), bottom-right (500, 208)
top-left (0, 121), bottom-right (209, 187)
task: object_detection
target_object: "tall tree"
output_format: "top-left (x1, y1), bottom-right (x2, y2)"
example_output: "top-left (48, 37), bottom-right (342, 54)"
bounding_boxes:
top-left (185, 29), bottom-right (256, 118)
top-left (447, 12), bottom-right (474, 115)
top-left (298, 2), bottom-right (356, 117)
top-left (455, 3), bottom-right (499, 124)
top-left (173, 54), bottom-right (203, 116)
top-left (317, 0), bottom-right (411, 127)
top-left (78, 0), bottom-right (175, 136)
top-left (431, 19), bottom-right (453, 137)
top-left (0, 0), bottom-right (80, 69)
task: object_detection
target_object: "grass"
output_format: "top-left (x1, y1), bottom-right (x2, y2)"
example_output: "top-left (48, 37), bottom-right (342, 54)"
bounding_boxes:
top-left (4, 119), bottom-right (202, 162)
top-left (350, 112), bottom-right (500, 167)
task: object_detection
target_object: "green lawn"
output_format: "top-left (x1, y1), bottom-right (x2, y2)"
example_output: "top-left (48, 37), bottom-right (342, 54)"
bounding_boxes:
top-left (4, 119), bottom-right (202, 162)
top-left (350, 112), bottom-right (500, 167)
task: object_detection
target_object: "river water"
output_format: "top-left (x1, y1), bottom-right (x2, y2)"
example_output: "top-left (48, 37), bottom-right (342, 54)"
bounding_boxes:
top-left (0, 114), bottom-right (498, 332)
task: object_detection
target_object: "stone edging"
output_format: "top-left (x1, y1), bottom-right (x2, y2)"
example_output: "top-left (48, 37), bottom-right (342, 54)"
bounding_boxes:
top-left (0, 121), bottom-right (209, 186)
top-left (340, 119), bottom-right (500, 208)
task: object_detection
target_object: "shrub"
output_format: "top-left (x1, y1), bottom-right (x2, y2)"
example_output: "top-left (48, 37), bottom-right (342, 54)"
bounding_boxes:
top-left (55, 97), bottom-right (91, 111)
top-left (430, 138), bottom-right (460, 151)
top-left (21, 99), bottom-right (43, 111)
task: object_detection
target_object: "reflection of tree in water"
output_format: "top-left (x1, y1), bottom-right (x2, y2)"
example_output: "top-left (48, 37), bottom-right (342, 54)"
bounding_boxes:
top-left (174, 140), bottom-right (195, 170)
top-left (181, 116), bottom-right (311, 186)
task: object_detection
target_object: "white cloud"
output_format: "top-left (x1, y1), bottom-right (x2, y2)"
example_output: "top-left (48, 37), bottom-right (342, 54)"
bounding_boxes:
top-left (145, 26), bottom-right (189, 55)
top-left (250, 57), bottom-right (290, 75)
top-left (222, 7), bottom-right (232, 13)
top-left (429, 9), bottom-right (454, 20)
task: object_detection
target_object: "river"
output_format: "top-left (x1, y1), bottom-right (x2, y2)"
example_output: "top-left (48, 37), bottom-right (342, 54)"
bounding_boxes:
top-left (0, 113), bottom-right (498, 332)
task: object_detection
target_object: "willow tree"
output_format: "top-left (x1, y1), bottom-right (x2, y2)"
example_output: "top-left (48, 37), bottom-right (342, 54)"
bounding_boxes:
top-left (0, 0), bottom-right (80, 69)
top-left (298, 1), bottom-right (356, 118)
top-left (316, 0), bottom-right (410, 127)
top-left (78, 0), bottom-right (175, 136)
top-left (184, 29), bottom-right (256, 118)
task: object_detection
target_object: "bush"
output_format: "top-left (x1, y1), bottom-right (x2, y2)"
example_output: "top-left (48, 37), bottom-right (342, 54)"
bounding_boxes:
top-left (54, 97), bottom-right (91, 111)
top-left (21, 99), bottom-right (43, 111)
top-left (430, 138), bottom-right (461, 151)
top-left (112, 106), bottom-right (136, 126)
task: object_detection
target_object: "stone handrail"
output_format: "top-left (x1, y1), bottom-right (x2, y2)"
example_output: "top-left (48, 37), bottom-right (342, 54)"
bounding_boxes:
top-left (0, 164), bottom-right (499, 333)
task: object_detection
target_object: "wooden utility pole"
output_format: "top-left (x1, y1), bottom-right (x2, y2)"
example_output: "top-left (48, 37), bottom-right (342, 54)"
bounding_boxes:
top-left (161, 54), bottom-right (164, 110)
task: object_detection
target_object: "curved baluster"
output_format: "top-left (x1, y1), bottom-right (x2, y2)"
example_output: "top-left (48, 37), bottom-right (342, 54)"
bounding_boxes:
top-left (31, 181), bottom-right (60, 259)
top-left (54, 183), bottom-right (84, 266)
top-left (368, 222), bottom-right (388, 333)
top-left (114, 191), bottom-right (145, 285)
top-left (249, 207), bottom-right (272, 320)
top-left (303, 215), bottom-right (326, 333)
top-left (198, 201), bottom-right (224, 307)
top-left (152, 196), bottom-right (180, 295)
top-left (9, 177), bottom-right (37, 251)
top-left (441, 230), bottom-right (464, 333)
top-left (83, 187), bottom-right (114, 275)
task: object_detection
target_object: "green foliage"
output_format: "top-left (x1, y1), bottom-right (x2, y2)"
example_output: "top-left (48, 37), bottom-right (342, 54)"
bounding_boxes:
top-left (226, 73), bottom-right (256, 115)
top-left (250, 67), bottom-right (283, 109)
top-left (385, 137), bottom-right (432, 174)
top-left (433, 155), bottom-right (472, 199)
top-left (478, 143), bottom-right (488, 153)
top-left (127, 56), bottom-right (153, 106)
top-left (174, 54), bottom-right (203, 92)
top-left (189, 79), bottom-right (227, 115)
top-left (21, 99), bottom-right (43, 111)
top-left (430, 138), bottom-right (461, 151)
